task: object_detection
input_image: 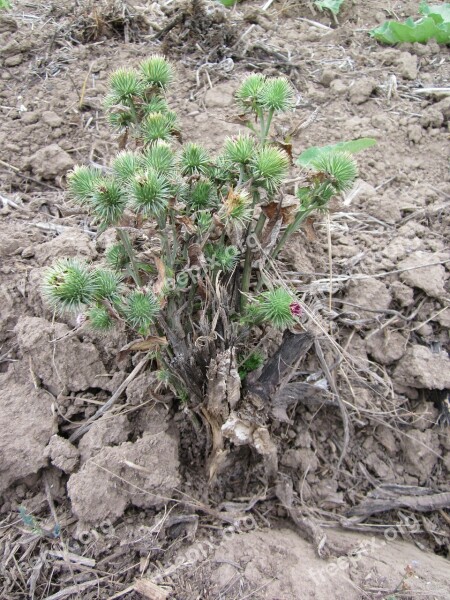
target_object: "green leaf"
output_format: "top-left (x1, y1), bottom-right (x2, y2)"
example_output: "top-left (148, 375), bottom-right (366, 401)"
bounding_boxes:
top-left (314, 0), bottom-right (345, 16)
top-left (370, 4), bottom-right (450, 45)
top-left (297, 138), bottom-right (376, 167)
top-left (420, 3), bottom-right (450, 22)
top-left (217, 0), bottom-right (240, 7)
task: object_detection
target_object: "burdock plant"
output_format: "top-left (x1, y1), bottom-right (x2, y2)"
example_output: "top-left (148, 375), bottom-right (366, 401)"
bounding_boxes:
top-left (43, 57), bottom-right (361, 475)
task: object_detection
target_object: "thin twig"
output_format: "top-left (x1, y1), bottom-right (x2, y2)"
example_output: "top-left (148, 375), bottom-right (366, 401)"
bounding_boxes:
top-left (314, 339), bottom-right (350, 473)
top-left (34, 222), bottom-right (96, 237)
top-left (327, 212), bottom-right (332, 314)
top-left (69, 354), bottom-right (150, 442)
top-left (42, 578), bottom-right (108, 600)
top-left (411, 87), bottom-right (450, 95)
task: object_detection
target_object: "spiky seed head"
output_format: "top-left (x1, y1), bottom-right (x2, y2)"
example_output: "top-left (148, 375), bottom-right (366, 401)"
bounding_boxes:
top-left (236, 73), bottom-right (266, 111)
top-left (142, 141), bottom-right (175, 175)
top-left (223, 134), bottom-right (257, 166)
top-left (140, 112), bottom-right (173, 144)
top-left (140, 55), bottom-right (174, 90)
top-left (163, 109), bottom-right (178, 130)
top-left (87, 304), bottom-right (114, 331)
top-left (187, 178), bottom-right (217, 210)
top-left (179, 143), bottom-right (211, 177)
top-left (258, 77), bottom-right (296, 112)
top-left (167, 174), bottom-right (188, 203)
top-left (310, 150), bottom-right (358, 193)
top-left (239, 351), bottom-right (264, 379)
top-left (105, 244), bottom-right (129, 271)
top-left (156, 368), bottom-right (171, 384)
top-left (196, 210), bottom-right (213, 234)
top-left (251, 146), bottom-right (290, 192)
top-left (142, 96), bottom-right (170, 115)
top-left (123, 290), bottom-right (160, 333)
top-left (108, 68), bottom-right (144, 104)
top-left (112, 151), bottom-right (143, 183)
top-left (221, 189), bottom-right (252, 226)
top-left (42, 258), bottom-right (97, 313)
top-left (107, 108), bottom-right (134, 131)
top-left (92, 268), bottom-right (122, 303)
top-left (67, 165), bottom-right (102, 205)
top-left (91, 177), bottom-right (126, 226)
top-left (206, 244), bottom-right (239, 273)
top-left (254, 288), bottom-right (298, 330)
top-left (129, 169), bottom-right (171, 218)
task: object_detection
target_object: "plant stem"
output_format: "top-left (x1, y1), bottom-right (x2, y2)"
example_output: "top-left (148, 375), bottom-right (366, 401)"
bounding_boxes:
top-left (254, 210), bottom-right (267, 238)
top-left (156, 212), bottom-right (171, 264)
top-left (257, 108), bottom-right (266, 144)
top-left (240, 211), bottom-right (266, 312)
top-left (261, 108), bottom-right (274, 143)
top-left (272, 206), bottom-right (316, 259)
top-left (117, 228), bottom-right (142, 287)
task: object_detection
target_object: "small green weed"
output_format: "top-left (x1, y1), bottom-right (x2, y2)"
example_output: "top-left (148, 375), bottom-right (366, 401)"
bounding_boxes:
top-left (314, 0), bottom-right (345, 17)
top-left (371, 2), bottom-right (450, 44)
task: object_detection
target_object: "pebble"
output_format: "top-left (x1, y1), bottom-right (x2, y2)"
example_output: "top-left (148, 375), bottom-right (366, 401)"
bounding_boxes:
top-left (407, 124), bottom-right (423, 143)
top-left (426, 39), bottom-right (440, 55)
top-left (396, 52), bottom-right (418, 80)
top-left (28, 144), bottom-right (74, 179)
top-left (329, 79), bottom-right (347, 95)
top-left (349, 78), bottom-right (376, 104)
top-left (412, 42), bottom-right (430, 56)
top-left (420, 108), bottom-right (444, 129)
top-left (91, 59), bottom-right (108, 73)
top-left (51, 128), bottom-right (63, 139)
top-left (435, 97), bottom-right (450, 120)
top-left (414, 323), bottom-right (433, 337)
top-left (41, 111), bottom-right (63, 128)
top-left (378, 48), bottom-right (399, 65)
top-left (204, 82), bottom-right (235, 109)
top-left (320, 68), bottom-right (338, 87)
top-left (21, 111), bottom-right (39, 125)
top-left (21, 247), bottom-right (35, 259)
top-left (371, 113), bottom-right (392, 130)
top-left (4, 54), bottom-right (23, 67)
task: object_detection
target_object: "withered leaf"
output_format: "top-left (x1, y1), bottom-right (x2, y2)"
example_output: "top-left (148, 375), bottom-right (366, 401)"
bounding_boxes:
top-left (175, 215), bottom-right (196, 234)
top-left (261, 202), bottom-right (296, 225)
top-left (118, 336), bottom-right (168, 361)
top-left (117, 129), bottom-right (128, 150)
top-left (127, 336), bottom-right (168, 351)
top-left (188, 243), bottom-right (205, 268)
top-left (303, 216), bottom-right (317, 241)
top-left (274, 139), bottom-right (293, 163)
top-left (153, 256), bottom-right (166, 296)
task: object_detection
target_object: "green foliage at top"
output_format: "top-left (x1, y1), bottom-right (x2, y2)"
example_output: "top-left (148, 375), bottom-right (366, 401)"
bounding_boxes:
top-left (0, 0), bottom-right (11, 9)
top-left (314, 0), bottom-right (345, 16)
top-left (371, 3), bottom-right (450, 44)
